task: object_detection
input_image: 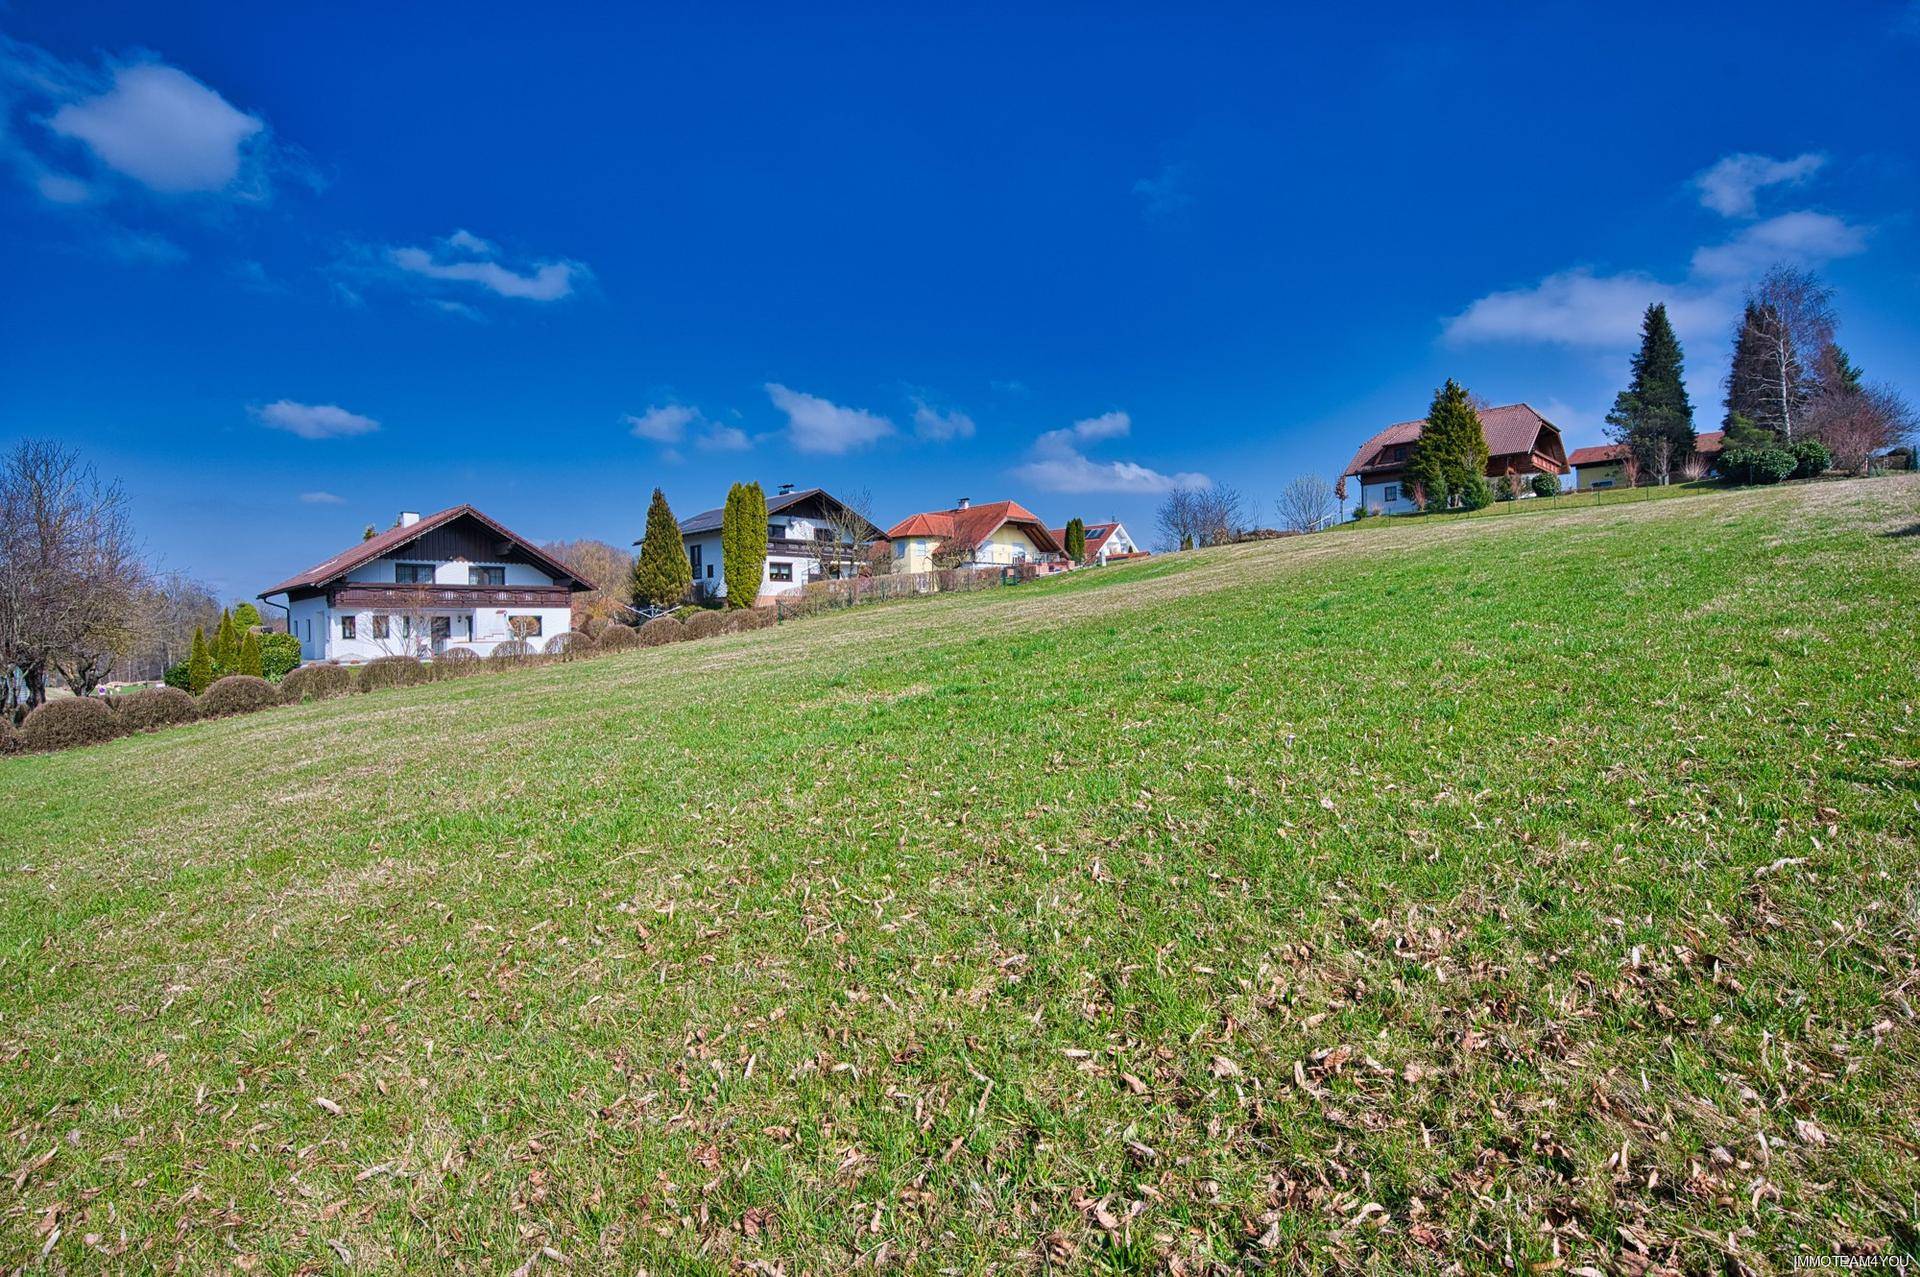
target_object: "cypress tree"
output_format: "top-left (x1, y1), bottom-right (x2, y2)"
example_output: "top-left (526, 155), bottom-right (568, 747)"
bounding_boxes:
top-left (238, 630), bottom-right (264, 678)
top-left (231, 602), bottom-right (262, 630)
top-left (632, 487), bottom-right (693, 607)
top-left (1605, 303), bottom-right (1695, 477)
top-left (720, 481), bottom-right (769, 608)
top-left (212, 609), bottom-right (237, 675)
top-left (188, 627), bottom-right (214, 694)
top-left (1406, 380), bottom-right (1489, 510)
top-left (1065, 517), bottom-right (1087, 562)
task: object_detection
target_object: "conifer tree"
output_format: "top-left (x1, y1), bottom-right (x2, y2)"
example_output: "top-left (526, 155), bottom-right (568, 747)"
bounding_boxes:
top-left (231, 602), bottom-right (262, 630)
top-left (212, 609), bottom-right (237, 674)
top-left (1065, 517), bottom-right (1087, 562)
top-left (188, 627), bottom-right (214, 694)
top-left (632, 487), bottom-right (693, 607)
top-left (720, 481), bottom-right (769, 608)
top-left (1406, 380), bottom-right (1490, 510)
top-left (1605, 303), bottom-right (1695, 480)
top-left (238, 630), bottom-right (264, 678)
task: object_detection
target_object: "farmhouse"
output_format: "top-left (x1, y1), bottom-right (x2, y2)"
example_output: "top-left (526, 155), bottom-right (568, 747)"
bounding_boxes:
top-left (1569, 430), bottom-right (1725, 490)
top-left (1047, 520), bottom-right (1146, 565)
top-left (885, 498), bottom-right (1063, 574)
top-left (1342, 403), bottom-right (1569, 514)
top-left (675, 486), bottom-right (883, 605)
top-left (260, 506), bottom-right (591, 663)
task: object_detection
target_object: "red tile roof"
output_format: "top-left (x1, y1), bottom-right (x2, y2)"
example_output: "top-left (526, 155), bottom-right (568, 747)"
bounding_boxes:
top-left (885, 500), bottom-right (1063, 554)
top-left (1341, 403), bottom-right (1565, 478)
top-left (1569, 430), bottom-right (1725, 468)
top-left (261, 504), bottom-right (590, 598)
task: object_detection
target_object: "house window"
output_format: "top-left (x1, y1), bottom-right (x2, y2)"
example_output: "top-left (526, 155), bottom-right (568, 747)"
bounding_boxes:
top-left (768, 522), bottom-right (786, 539)
top-left (1384, 485), bottom-right (1399, 503)
top-left (769, 562), bottom-right (793, 582)
top-left (395, 562), bottom-right (436, 584)
top-left (894, 542), bottom-right (905, 558)
top-left (340, 615), bottom-right (357, 640)
top-left (508, 614), bottom-right (543, 638)
top-left (373, 614), bottom-right (390, 640)
top-left (705, 564), bottom-right (714, 578)
top-left (688, 544), bottom-right (703, 574)
top-left (469, 565), bottom-right (505, 586)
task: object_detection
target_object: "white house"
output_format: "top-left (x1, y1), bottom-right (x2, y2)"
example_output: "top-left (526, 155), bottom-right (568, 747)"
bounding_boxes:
top-left (671, 486), bottom-right (883, 605)
top-left (1340, 403), bottom-right (1570, 515)
top-left (1046, 520), bottom-right (1145, 565)
top-left (884, 498), bottom-right (1063, 574)
top-left (260, 506), bottom-right (591, 663)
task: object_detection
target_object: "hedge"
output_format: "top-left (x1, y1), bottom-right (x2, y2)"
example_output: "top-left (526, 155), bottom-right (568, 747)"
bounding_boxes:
top-left (545, 631), bottom-right (594, 659)
top-left (683, 610), bottom-right (729, 640)
top-left (637, 616), bottom-right (685, 646)
top-left (114, 687), bottom-right (200, 733)
top-left (20, 697), bottom-right (129, 752)
top-left (357, 655), bottom-right (430, 691)
top-left (727, 608), bottom-right (774, 633)
top-left (0, 721), bottom-right (17, 754)
top-left (281, 663), bottom-right (356, 702)
top-left (429, 648), bottom-right (483, 679)
top-left (259, 631), bottom-right (303, 680)
top-left (199, 675), bottom-right (281, 718)
top-left (489, 639), bottom-right (535, 664)
top-left (594, 623), bottom-right (638, 651)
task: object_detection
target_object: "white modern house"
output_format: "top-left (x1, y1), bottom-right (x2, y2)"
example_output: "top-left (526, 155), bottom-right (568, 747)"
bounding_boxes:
top-left (671, 486), bottom-right (882, 605)
top-left (1046, 520), bottom-right (1145, 565)
top-left (884, 498), bottom-right (1063, 574)
top-left (260, 506), bottom-right (591, 663)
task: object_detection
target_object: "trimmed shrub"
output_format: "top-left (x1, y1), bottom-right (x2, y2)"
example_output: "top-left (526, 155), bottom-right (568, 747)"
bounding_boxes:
top-left (489, 638), bottom-right (534, 663)
top-left (582, 616), bottom-right (611, 639)
top-left (0, 721), bottom-right (17, 754)
top-left (594, 623), bottom-right (639, 651)
top-left (637, 616), bottom-right (686, 646)
top-left (725, 608), bottom-right (774, 634)
top-left (1530, 472), bottom-right (1560, 498)
top-left (357, 655), bottom-right (430, 691)
top-left (21, 697), bottom-right (129, 752)
top-left (114, 687), bottom-right (200, 733)
top-left (282, 663), bottom-right (356, 702)
top-left (163, 660), bottom-right (192, 691)
top-left (545, 630), bottom-right (594, 659)
top-left (1722, 444), bottom-right (1796, 486)
top-left (429, 648), bottom-right (483, 679)
top-left (1788, 439), bottom-right (1830, 480)
top-left (200, 675), bottom-right (281, 718)
top-left (683, 610), bottom-right (729, 640)
top-left (259, 632), bottom-right (302, 681)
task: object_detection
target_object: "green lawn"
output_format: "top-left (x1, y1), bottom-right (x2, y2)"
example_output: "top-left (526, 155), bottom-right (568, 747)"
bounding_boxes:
top-left (4, 476), bottom-right (1918, 1273)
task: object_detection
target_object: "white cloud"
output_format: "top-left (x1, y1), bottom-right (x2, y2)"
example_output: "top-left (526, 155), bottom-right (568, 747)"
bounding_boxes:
top-left (911, 398), bottom-right (976, 441)
top-left (1694, 152), bottom-right (1824, 218)
top-left (387, 231), bottom-right (584, 302)
top-left (1012, 409), bottom-right (1210, 494)
top-left (49, 62), bottom-right (263, 195)
top-left (765, 383), bottom-right (894, 454)
top-left (626, 403), bottom-right (699, 444)
top-left (1689, 210), bottom-right (1867, 279)
top-left (697, 424), bottom-right (751, 453)
top-left (251, 400), bottom-right (380, 440)
top-left (298, 490), bottom-right (346, 505)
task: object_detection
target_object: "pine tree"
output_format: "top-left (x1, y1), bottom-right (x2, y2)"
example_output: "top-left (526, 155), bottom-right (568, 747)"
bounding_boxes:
top-left (1064, 517), bottom-right (1087, 562)
top-left (1406, 380), bottom-right (1490, 510)
top-left (720, 481), bottom-right (769, 608)
top-left (188, 627), bottom-right (214, 694)
top-left (632, 487), bottom-right (693, 607)
top-left (238, 630), bottom-right (264, 678)
top-left (1605, 303), bottom-right (1695, 480)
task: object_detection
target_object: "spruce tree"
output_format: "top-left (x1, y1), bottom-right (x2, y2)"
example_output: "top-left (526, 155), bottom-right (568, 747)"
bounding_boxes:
top-left (1724, 302), bottom-right (1802, 438)
top-left (1605, 303), bottom-right (1695, 478)
top-left (720, 482), bottom-right (769, 608)
top-left (238, 630), bottom-right (264, 678)
top-left (1065, 517), bottom-right (1087, 562)
top-left (632, 487), bottom-right (693, 607)
top-left (188, 627), bottom-right (214, 694)
top-left (1406, 380), bottom-right (1489, 510)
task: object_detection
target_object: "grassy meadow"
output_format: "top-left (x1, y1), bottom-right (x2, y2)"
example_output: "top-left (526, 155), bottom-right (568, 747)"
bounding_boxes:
top-left (3, 477), bottom-right (1918, 1273)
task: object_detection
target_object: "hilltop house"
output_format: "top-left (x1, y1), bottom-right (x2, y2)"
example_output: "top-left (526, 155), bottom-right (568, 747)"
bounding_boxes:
top-left (674, 486), bottom-right (883, 605)
top-left (1569, 430), bottom-right (1725, 490)
top-left (1046, 520), bottom-right (1145, 565)
top-left (1341, 403), bottom-right (1569, 515)
top-left (260, 506), bottom-right (592, 663)
top-left (885, 498), bottom-right (1063, 574)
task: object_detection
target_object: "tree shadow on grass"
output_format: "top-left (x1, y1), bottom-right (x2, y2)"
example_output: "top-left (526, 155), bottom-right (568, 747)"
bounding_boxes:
top-left (1883, 523), bottom-right (1920, 539)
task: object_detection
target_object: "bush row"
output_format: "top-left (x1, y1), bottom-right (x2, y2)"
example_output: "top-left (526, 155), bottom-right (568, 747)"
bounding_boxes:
top-left (6, 606), bottom-right (779, 755)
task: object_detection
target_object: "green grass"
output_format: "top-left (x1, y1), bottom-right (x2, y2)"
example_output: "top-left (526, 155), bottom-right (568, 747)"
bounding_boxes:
top-left (4, 477), bottom-right (1918, 1273)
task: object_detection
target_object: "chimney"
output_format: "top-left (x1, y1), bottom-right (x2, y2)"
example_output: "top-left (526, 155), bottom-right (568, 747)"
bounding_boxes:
top-left (399, 510), bottom-right (421, 527)
top-left (956, 496), bottom-right (971, 510)
top-left (778, 483), bottom-right (794, 496)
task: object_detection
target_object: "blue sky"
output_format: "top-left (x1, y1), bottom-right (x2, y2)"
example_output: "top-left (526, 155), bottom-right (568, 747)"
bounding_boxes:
top-left (2, 3), bottom-right (1917, 599)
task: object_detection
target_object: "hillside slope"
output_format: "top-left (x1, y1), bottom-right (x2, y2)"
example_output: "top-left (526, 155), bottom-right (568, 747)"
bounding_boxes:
top-left (4, 477), bottom-right (1918, 1273)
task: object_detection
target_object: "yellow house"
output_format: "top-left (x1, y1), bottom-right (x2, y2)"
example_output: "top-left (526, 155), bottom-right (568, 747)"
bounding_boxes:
top-left (1569, 444), bottom-right (1631, 490)
top-left (883, 498), bottom-right (1063, 574)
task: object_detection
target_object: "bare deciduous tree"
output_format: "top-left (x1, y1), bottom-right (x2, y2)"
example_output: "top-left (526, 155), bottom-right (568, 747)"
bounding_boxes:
top-left (1191, 484), bottom-right (1246, 547)
top-left (1646, 435), bottom-right (1673, 487)
top-left (540, 538), bottom-right (633, 627)
top-left (1750, 266), bottom-right (1837, 443)
top-left (1155, 489), bottom-right (1199, 551)
top-left (0, 440), bottom-right (147, 719)
top-left (808, 487), bottom-right (880, 583)
top-left (1809, 383), bottom-right (1917, 475)
top-left (1275, 475), bottom-right (1337, 533)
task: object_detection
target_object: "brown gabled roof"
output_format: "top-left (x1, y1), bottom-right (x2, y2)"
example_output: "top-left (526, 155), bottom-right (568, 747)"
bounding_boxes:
top-left (261, 504), bottom-right (590, 598)
top-left (1569, 430), bottom-right (1725, 468)
top-left (885, 499), bottom-right (1063, 554)
top-left (1341, 403), bottom-right (1563, 477)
